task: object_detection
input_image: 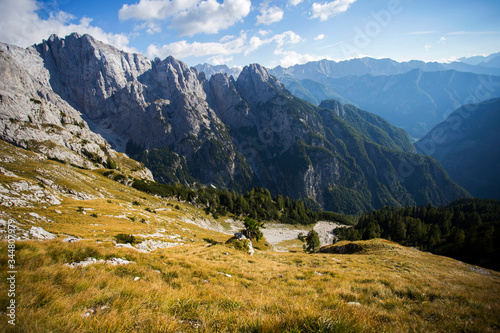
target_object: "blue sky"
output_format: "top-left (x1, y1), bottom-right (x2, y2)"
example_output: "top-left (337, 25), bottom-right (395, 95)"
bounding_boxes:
top-left (1, 0), bottom-right (499, 68)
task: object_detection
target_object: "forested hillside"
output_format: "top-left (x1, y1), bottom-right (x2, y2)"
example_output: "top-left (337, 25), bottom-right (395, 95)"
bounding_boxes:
top-left (337, 199), bottom-right (500, 270)
top-left (131, 178), bottom-right (350, 226)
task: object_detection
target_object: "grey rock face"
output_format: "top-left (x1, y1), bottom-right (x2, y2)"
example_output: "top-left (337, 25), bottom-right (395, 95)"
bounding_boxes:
top-left (2, 33), bottom-right (242, 186)
top-left (236, 64), bottom-right (290, 106)
top-left (0, 39), bottom-right (153, 179)
top-left (0, 42), bottom-right (110, 169)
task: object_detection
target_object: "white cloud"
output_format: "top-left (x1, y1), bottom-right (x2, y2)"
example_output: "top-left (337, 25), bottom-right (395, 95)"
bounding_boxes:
top-left (219, 34), bottom-right (236, 43)
top-left (247, 36), bottom-right (268, 55)
top-left (118, 0), bottom-right (199, 20)
top-left (436, 56), bottom-right (459, 64)
top-left (0, 0), bottom-right (135, 52)
top-left (258, 29), bottom-right (272, 36)
top-left (256, 6), bottom-right (284, 25)
top-left (274, 31), bottom-right (301, 48)
top-left (246, 30), bottom-right (301, 55)
top-left (314, 34), bottom-right (325, 40)
top-left (133, 21), bottom-right (162, 35)
top-left (208, 55), bottom-right (233, 65)
top-left (311, 0), bottom-right (357, 21)
top-left (275, 50), bottom-right (331, 67)
top-left (439, 36), bottom-right (447, 43)
top-left (146, 30), bottom-right (302, 61)
top-left (289, 0), bottom-right (304, 5)
top-left (173, 0), bottom-right (251, 36)
top-left (424, 43), bottom-right (431, 51)
top-left (120, 0), bottom-right (251, 37)
top-left (146, 33), bottom-right (248, 59)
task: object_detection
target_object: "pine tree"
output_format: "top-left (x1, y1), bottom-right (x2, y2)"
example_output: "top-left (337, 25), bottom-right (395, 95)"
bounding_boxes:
top-left (306, 229), bottom-right (321, 252)
top-left (243, 217), bottom-right (264, 241)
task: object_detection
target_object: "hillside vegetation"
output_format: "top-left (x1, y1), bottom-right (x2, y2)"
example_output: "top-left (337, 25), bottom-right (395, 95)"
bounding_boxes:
top-left (337, 199), bottom-right (500, 270)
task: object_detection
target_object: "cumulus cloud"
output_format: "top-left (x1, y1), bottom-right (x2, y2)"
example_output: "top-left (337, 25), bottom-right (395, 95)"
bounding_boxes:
top-left (0, 0), bottom-right (135, 52)
top-left (146, 30), bottom-right (302, 60)
top-left (118, 0), bottom-right (198, 20)
top-left (311, 0), bottom-right (357, 21)
top-left (273, 31), bottom-right (301, 49)
top-left (146, 33), bottom-right (248, 59)
top-left (208, 55), bottom-right (234, 65)
top-left (256, 6), bottom-right (284, 25)
top-left (133, 21), bottom-right (162, 35)
top-left (258, 29), bottom-right (272, 36)
top-left (243, 31), bottom-right (300, 55)
top-left (289, 0), bottom-right (304, 5)
top-left (119, 0), bottom-right (251, 36)
top-left (314, 34), bottom-right (325, 40)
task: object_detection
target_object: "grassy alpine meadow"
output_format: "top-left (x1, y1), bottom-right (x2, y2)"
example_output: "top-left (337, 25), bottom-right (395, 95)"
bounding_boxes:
top-left (0, 140), bottom-right (499, 332)
top-left (0, 238), bottom-right (499, 332)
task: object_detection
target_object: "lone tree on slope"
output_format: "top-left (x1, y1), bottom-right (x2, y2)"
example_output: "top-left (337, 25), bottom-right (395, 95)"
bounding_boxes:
top-left (306, 229), bottom-right (321, 252)
top-left (243, 217), bottom-right (264, 241)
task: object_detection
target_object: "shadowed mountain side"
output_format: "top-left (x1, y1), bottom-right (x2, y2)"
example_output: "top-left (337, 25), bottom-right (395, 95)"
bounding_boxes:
top-left (415, 98), bottom-right (500, 199)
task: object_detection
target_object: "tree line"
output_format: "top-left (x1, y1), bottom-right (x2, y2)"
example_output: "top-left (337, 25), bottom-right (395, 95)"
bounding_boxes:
top-left (131, 179), bottom-right (350, 226)
top-left (336, 198), bottom-right (500, 270)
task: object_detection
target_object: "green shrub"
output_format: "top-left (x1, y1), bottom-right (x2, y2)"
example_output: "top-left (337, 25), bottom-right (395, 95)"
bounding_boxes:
top-left (203, 238), bottom-right (220, 245)
top-left (114, 234), bottom-right (135, 244)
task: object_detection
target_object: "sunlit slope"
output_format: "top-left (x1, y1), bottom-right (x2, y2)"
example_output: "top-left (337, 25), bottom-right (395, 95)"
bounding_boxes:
top-left (0, 239), bottom-right (498, 332)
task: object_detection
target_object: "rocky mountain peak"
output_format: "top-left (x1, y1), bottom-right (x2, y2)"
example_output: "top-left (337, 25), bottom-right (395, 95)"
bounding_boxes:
top-left (151, 55), bottom-right (206, 97)
top-left (236, 63), bottom-right (289, 106)
top-left (319, 99), bottom-right (345, 117)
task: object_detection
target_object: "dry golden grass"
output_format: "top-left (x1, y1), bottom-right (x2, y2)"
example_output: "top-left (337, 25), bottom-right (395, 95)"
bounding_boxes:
top-left (0, 238), bottom-right (499, 332)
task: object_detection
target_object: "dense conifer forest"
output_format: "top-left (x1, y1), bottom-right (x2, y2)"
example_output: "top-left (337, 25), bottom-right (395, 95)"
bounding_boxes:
top-left (336, 199), bottom-right (500, 270)
top-left (130, 178), bottom-right (350, 226)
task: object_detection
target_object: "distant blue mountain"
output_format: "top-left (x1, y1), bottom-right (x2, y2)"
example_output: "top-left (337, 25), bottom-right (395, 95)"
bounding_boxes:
top-left (194, 63), bottom-right (241, 78)
top-left (459, 52), bottom-right (500, 68)
top-left (273, 69), bottom-right (500, 139)
top-left (268, 56), bottom-right (500, 80)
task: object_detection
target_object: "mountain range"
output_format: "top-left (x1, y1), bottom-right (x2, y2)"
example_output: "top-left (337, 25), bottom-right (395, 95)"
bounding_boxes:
top-left (194, 63), bottom-right (242, 79)
top-left (459, 52), bottom-right (500, 68)
top-left (198, 56), bottom-right (500, 139)
top-left (269, 56), bottom-right (500, 79)
top-left (415, 98), bottom-right (500, 200)
top-left (282, 69), bottom-right (500, 139)
top-left (0, 33), bottom-right (469, 214)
